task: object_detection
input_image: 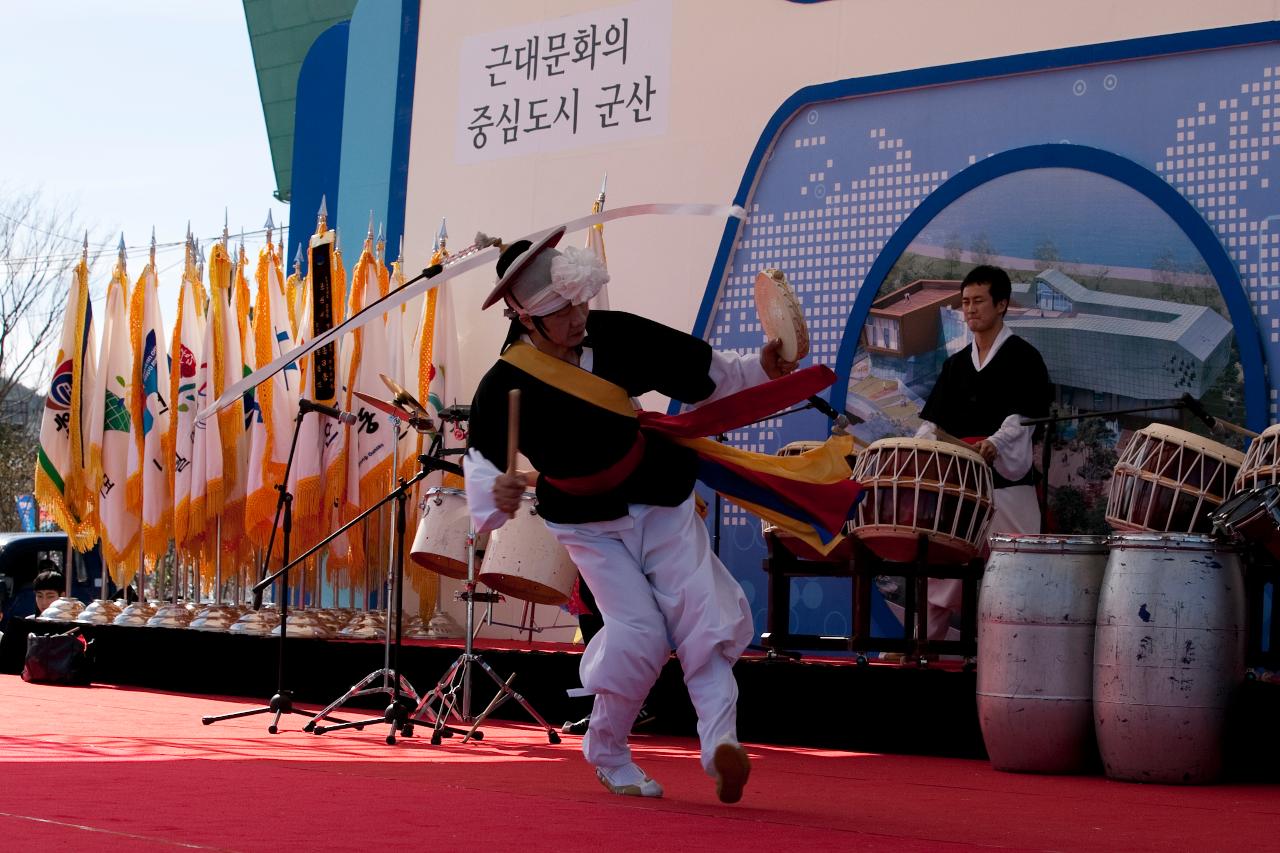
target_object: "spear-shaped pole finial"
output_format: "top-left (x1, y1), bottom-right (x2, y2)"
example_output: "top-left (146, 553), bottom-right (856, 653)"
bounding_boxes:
top-left (150, 226), bottom-right (157, 267)
top-left (82, 231), bottom-right (89, 264)
top-left (222, 208), bottom-right (229, 248)
top-left (294, 243), bottom-right (303, 276)
top-left (239, 227), bottom-right (246, 261)
top-left (117, 233), bottom-right (126, 265)
top-left (264, 209), bottom-right (275, 243)
top-left (598, 173), bottom-right (608, 204)
top-left (317, 195), bottom-right (328, 233)
top-left (434, 218), bottom-right (447, 254)
top-left (367, 209), bottom-right (375, 241)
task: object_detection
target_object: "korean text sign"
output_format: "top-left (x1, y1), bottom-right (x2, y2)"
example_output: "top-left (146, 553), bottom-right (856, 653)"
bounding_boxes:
top-left (456, 0), bottom-right (672, 163)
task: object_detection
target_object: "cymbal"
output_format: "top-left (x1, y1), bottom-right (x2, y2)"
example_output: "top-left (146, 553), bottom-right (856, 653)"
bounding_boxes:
top-left (353, 390), bottom-right (412, 422)
top-left (379, 372), bottom-right (431, 420)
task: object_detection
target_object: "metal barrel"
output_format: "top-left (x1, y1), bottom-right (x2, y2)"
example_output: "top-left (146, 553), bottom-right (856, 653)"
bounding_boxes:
top-left (1093, 533), bottom-right (1246, 784)
top-left (977, 535), bottom-right (1108, 773)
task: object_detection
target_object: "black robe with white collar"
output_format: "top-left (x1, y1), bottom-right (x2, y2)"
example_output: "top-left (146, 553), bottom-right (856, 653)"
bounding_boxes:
top-left (467, 310), bottom-right (716, 524)
top-left (920, 334), bottom-right (1052, 442)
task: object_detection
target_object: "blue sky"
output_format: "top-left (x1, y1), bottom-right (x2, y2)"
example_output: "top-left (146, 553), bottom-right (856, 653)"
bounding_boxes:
top-left (0, 1), bottom-right (282, 324)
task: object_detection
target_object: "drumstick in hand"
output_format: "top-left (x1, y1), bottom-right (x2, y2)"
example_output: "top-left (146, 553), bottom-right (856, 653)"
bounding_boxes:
top-left (931, 426), bottom-right (977, 452)
top-left (506, 388), bottom-right (520, 475)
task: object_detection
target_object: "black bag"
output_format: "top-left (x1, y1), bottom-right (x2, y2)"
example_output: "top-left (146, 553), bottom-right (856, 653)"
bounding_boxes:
top-left (22, 628), bottom-right (93, 685)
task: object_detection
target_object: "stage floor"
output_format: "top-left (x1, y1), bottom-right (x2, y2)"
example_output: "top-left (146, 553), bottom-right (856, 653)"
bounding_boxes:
top-left (0, 619), bottom-right (991, 759)
top-left (0, 677), bottom-right (1277, 852)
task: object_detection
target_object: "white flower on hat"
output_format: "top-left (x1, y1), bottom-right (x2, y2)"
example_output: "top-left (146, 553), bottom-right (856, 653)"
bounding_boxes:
top-left (550, 245), bottom-right (609, 305)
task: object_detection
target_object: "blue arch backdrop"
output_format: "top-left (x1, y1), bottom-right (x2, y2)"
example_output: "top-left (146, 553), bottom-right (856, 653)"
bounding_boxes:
top-left (830, 143), bottom-right (1266, 430)
top-left (289, 21), bottom-right (350, 272)
top-left (692, 22), bottom-right (1280, 642)
top-left (289, 0), bottom-right (420, 275)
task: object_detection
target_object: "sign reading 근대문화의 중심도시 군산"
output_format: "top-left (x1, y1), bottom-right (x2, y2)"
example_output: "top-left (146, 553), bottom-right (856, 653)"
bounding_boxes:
top-left (455, 0), bottom-right (672, 164)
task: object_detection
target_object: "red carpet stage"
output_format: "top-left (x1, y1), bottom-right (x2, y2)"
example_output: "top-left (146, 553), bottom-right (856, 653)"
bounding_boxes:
top-left (1, 677), bottom-right (1278, 852)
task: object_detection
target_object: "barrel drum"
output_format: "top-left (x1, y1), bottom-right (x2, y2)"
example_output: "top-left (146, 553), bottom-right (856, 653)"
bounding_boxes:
top-left (1093, 533), bottom-right (1246, 784)
top-left (977, 535), bottom-right (1108, 773)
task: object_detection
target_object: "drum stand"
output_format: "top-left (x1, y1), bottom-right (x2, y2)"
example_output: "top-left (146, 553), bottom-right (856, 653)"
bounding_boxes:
top-left (411, 526), bottom-right (561, 746)
top-left (304, 447), bottom-right (461, 744)
top-left (484, 599), bottom-right (546, 643)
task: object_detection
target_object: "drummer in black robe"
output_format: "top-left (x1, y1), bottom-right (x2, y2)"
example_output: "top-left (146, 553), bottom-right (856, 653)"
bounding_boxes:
top-left (916, 264), bottom-right (1053, 639)
top-left (464, 227), bottom-right (800, 803)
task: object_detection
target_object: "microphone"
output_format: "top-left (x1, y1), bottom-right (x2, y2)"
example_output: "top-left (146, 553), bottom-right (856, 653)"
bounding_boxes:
top-left (299, 397), bottom-right (357, 424)
top-left (1179, 393), bottom-right (1217, 430)
top-left (807, 395), bottom-right (853, 433)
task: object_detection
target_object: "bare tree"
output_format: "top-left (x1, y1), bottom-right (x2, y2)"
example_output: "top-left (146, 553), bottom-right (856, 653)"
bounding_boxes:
top-left (968, 233), bottom-right (996, 266)
top-left (0, 188), bottom-right (102, 412)
top-left (943, 233), bottom-right (964, 277)
top-left (1032, 238), bottom-right (1061, 272)
top-left (0, 418), bottom-right (38, 530)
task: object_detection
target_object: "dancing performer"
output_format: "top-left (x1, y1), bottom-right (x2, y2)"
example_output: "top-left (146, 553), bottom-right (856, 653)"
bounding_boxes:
top-left (916, 264), bottom-right (1053, 638)
top-left (464, 226), bottom-right (859, 802)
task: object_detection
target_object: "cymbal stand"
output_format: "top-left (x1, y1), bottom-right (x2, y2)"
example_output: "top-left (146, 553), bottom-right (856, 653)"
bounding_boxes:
top-left (411, 523), bottom-right (561, 746)
top-left (304, 442), bottom-right (458, 744)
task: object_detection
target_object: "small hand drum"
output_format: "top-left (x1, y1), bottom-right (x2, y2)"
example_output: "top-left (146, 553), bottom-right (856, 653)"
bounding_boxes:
top-left (850, 437), bottom-right (994, 564)
top-left (1105, 423), bottom-right (1244, 534)
top-left (754, 268), bottom-right (809, 362)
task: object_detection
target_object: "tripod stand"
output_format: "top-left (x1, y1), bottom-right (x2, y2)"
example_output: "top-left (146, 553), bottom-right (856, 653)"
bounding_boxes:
top-left (305, 430), bottom-right (462, 744)
top-left (202, 403), bottom-right (314, 732)
top-left (410, 522), bottom-right (562, 745)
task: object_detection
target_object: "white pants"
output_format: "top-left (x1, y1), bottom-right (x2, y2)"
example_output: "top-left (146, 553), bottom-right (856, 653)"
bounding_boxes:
top-left (927, 484), bottom-right (1039, 639)
top-left (546, 495), bottom-right (753, 775)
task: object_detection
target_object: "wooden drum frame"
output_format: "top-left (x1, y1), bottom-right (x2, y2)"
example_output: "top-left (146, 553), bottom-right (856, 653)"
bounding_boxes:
top-left (1233, 422), bottom-right (1280, 493)
top-left (1105, 423), bottom-right (1243, 535)
top-left (849, 437), bottom-right (994, 564)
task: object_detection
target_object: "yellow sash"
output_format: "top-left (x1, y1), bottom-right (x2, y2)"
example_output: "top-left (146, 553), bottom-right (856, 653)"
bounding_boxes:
top-left (500, 341), bottom-right (856, 555)
top-left (501, 342), bottom-right (637, 419)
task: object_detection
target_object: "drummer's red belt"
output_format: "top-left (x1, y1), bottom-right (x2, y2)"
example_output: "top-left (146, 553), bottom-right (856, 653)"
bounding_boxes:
top-left (544, 432), bottom-right (647, 496)
top-left (501, 342), bottom-right (863, 549)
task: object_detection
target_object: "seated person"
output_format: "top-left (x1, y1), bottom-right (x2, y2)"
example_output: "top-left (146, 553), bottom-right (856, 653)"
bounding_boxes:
top-left (33, 567), bottom-right (65, 616)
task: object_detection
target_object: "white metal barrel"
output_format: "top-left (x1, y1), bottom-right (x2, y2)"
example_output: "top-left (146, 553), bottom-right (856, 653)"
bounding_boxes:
top-left (977, 534), bottom-right (1108, 773)
top-left (479, 492), bottom-right (578, 606)
top-left (410, 488), bottom-right (479, 579)
top-left (1093, 533), bottom-right (1246, 784)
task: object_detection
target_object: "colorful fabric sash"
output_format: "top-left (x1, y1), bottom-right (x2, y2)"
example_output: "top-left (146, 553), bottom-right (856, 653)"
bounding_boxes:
top-left (500, 343), bottom-right (863, 554)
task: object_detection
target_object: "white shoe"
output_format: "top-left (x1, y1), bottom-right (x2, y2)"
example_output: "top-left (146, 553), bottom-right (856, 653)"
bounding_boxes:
top-left (595, 762), bottom-right (663, 798)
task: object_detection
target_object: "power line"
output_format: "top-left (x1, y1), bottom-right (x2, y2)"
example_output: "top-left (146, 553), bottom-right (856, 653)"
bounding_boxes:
top-left (0, 207), bottom-right (91, 246)
top-left (4, 225), bottom-right (292, 266)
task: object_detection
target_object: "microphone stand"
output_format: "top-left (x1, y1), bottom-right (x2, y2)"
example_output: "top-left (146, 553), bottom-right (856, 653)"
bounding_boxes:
top-left (1017, 396), bottom-right (1244, 532)
top-left (201, 404), bottom-right (312, 732)
top-left (304, 431), bottom-right (464, 744)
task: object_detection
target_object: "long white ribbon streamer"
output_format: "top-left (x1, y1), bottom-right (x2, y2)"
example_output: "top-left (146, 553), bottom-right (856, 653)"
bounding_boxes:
top-left (199, 201), bottom-right (744, 421)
